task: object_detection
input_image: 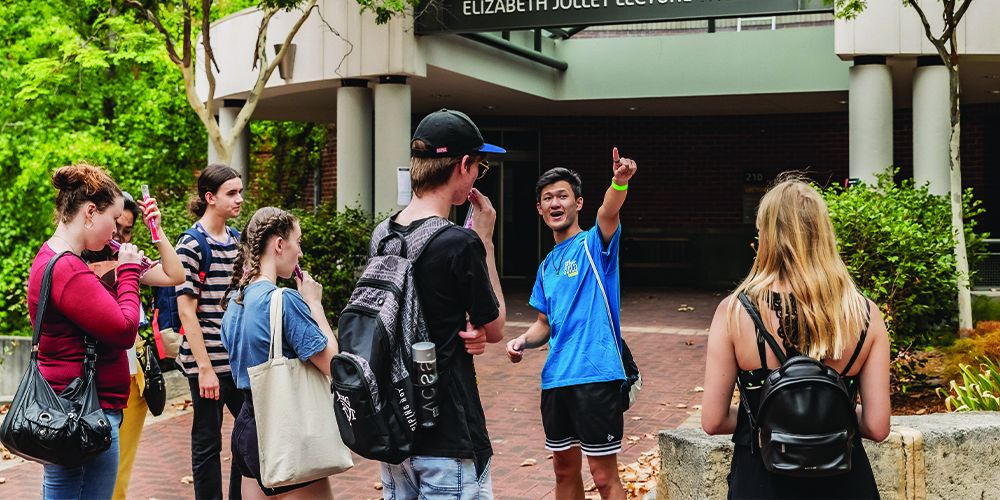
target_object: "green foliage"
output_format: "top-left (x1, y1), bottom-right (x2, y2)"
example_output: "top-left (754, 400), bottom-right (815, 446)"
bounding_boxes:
top-left (355, 0), bottom-right (418, 23)
top-left (937, 356), bottom-right (1000, 412)
top-left (821, 170), bottom-right (987, 391)
top-left (973, 295), bottom-right (1000, 323)
top-left (293, 204), bottom-right (376, 324)
top-left (249, 121), bottom-right (328, 209)
top-left (0, 1), bottom-right (204, 335)
top-left (832, 0), bottom-right (868, 20)
top-left (823, 170), bottom-right (987, 347)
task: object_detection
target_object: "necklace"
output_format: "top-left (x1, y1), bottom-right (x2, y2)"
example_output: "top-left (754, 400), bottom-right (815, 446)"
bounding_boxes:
top-left (51, 233), bottom-right (81, 255)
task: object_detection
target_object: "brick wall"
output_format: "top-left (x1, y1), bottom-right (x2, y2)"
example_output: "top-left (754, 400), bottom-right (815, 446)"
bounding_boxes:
top-left (317, 104), bottom-right (998, 233)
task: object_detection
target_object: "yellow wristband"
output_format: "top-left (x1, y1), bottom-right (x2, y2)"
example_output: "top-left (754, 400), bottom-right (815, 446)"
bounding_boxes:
top-left (611, 178), bottom-right (628, 191)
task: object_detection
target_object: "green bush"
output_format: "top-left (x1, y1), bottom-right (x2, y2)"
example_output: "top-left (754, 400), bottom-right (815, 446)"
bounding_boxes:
top-left (291, 204), bottom-right (376, 324)
top-left (822, 171), bottom-right (987, 392)
top-left (937, 356), bottom-right (1000, 412)
top-left (822, 170), bottom-right (987, 349)
top-left (973, 295), bottom-right (1000, 323)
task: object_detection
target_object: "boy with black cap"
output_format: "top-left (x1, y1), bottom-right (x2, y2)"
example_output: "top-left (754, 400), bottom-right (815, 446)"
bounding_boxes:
top-left (378, 109), bottom-right (507, 499)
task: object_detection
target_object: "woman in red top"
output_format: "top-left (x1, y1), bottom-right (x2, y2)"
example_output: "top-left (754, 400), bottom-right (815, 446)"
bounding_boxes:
top-left (27, 163), bottom-right (146, 499)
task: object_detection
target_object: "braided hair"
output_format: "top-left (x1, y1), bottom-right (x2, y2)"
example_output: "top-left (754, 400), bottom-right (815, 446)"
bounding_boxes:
top-left (223, 207), bottom-right (298, 308)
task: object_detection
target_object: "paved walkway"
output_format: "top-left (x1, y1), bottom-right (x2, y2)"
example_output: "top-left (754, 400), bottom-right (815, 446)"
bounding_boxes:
top-left (0, 288), bottom-right (717, 499)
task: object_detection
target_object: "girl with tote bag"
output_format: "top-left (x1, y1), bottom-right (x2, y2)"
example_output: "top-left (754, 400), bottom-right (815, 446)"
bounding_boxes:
top-left (220, 207), bottom-right (352, 499)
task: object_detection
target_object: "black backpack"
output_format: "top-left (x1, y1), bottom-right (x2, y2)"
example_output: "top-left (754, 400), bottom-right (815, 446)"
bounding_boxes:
top-left (330, 215), bottom-right (451, 464)
top-left (736, 292), bottom-right (870, 478)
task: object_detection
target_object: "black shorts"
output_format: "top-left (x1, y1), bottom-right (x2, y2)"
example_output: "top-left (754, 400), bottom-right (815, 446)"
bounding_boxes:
top-left (232, 391), bottom-right (321, 496)
top-left (540, 380), bottom-right (624, 457)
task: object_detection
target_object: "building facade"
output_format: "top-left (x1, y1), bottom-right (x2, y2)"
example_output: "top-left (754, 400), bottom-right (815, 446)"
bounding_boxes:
top-left (200, 1), bottom-right (1000, 288)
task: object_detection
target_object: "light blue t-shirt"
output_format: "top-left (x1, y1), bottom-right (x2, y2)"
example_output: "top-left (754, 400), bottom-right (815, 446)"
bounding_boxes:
top-left (220, 280), bottom-right (328, 390)
top-left (529, 225), bottom-right (625, 390)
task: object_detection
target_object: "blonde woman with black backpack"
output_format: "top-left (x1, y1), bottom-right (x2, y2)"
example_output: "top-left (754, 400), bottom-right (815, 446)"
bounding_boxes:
top-left (701, 175), bottom-right (891, 499)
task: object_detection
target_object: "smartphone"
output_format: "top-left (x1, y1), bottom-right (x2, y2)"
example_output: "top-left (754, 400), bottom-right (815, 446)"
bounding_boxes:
top-left (294, 264), bottom-right (303, 281)
top-left (140, 184), bottom-right (162, 243)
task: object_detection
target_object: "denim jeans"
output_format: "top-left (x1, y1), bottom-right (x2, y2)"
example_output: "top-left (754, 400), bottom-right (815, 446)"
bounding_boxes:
top-left (381, 456), bottom-right (493, 500)
top-left (42, 409), bottom-right (123, 500)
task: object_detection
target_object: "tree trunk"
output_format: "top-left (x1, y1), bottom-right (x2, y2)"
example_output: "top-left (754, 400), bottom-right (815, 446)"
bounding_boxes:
top-left (948, 63), bottom-right (974, 334)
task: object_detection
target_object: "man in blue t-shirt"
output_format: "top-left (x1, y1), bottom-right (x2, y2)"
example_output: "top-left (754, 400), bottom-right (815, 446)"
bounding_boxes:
top-left (506, 149), bottom-right (637, 500)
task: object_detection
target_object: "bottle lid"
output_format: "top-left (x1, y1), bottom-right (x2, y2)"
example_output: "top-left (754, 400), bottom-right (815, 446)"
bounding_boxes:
top-left (412, 342), bottom-right (436, 362)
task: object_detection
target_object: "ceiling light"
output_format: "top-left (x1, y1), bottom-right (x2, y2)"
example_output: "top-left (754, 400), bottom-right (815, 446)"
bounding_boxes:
top-left (838, 100), bottom-right (848, 104)
top-left (484, 105), bottom-right (496, 110)
top-left (990, 90), bottom-right (1000, 94)
top-left (627, 106), bottom-right (638, 111)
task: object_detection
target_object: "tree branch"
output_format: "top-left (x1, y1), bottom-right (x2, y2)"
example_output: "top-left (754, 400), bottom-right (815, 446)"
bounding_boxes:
top-left (122, 0), bottom-right (182, 66)
top-left (182, 1), bottom-right (192, 67)
top-left (200, 0), bottom-right (218, 120)
top-left (231, 0), bottom-right (318, 140)
top-left (907, 0), bottom-right (950, 65)
top-left (942, 0), bottom-right (974, 43)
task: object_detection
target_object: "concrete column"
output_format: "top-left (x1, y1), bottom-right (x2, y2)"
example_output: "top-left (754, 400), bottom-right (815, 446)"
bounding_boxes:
top-left (912, 56), bottom-right (951, 195)
top-left (849, 56), bottom-right (893, 185)
top-left (373, 76), bottom-right (411, 215)
top-left (336, 80), bottom-right (374, 214)
top-left (207, 99), bottom-right (250, 180)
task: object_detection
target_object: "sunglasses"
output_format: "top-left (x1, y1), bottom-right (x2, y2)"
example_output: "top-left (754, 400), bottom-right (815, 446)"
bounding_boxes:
top-left (477, 160), bottom-right (490, 180)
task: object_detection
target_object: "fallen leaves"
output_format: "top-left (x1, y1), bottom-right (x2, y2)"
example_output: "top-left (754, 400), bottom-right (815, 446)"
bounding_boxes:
top-left (0, 477), bottom-right (6, 484)
top-left (620, 447), bottom-right (660, 499)
top-left (0, 403), bottom-right (9, 415)
top-left (373, 482), bottom-right (383, 490)
top-left (520, 458), bottom-right (537, 467)
top-left (676, 403), bottom-right (688, 409)
top-left (172, 400), bottom-right (193, 412)
top-left (677, 304), bottom-right (696, 312)
top-left (180, 476), bottom-right (194, 484)
top-left (692, 386), bottom-right (704, 393)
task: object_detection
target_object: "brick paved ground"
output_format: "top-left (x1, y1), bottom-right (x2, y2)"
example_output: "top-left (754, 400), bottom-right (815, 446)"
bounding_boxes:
top-left (0, 288), bottom-right (717, 499)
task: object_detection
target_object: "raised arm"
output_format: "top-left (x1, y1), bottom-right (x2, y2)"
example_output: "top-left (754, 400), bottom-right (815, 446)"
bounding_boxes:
top-left (137, 197), bottom-right (184, 287)
top-left (596, 147), bottom-right (637, 243)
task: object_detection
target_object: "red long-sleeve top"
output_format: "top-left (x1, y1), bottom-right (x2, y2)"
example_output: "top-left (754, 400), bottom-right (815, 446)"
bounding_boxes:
top-left (27, 243), bottom-right (141, 410)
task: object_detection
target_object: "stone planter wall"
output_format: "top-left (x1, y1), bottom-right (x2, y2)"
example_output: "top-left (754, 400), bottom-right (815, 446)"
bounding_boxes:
top-left (658, 413), bottom-right (1000, 500)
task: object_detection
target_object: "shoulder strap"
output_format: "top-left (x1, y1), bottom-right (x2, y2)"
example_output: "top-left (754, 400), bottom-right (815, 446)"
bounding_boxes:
top-left (737, 292), bottom-right (787, 367)
top-left (183, 228), bottom-right (213, 297)
top-left (583, 237), bottom-right (627, 375)
top-left (227, 226), bottom-right (240, 242)
top-left (32, 251), bottom-right (73, 349)
top-left (840, 299), bottom-right (872, 376)
top-left (267, 288), bottom-right (285, 361)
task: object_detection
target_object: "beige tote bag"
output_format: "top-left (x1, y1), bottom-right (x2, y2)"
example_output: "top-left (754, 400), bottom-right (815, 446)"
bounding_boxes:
top-left (248, 288), bottom-right (353, 488)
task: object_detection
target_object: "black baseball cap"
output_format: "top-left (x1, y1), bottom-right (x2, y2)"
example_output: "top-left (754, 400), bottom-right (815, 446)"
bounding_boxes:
top-left (411, 109), bottom-right (506, 158)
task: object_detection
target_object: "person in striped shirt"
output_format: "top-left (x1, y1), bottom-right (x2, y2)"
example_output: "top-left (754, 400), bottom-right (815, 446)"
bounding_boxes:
top-left (175, 164), bottom-right (245, 500)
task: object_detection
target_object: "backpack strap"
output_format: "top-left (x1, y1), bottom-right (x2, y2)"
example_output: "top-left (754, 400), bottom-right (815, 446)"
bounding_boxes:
top-left (183, 227), bottom-right (214, 299)
top-left (840, 299), bottom-right (872, 377)
top-left (737, 292), bottom-right (787, 368)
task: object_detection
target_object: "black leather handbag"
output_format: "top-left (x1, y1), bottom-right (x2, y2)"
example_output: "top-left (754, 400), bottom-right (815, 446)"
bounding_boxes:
top-left (0, 252), bottom-right (113, 467)
top-left (140, 341), bottom-right (167, 417)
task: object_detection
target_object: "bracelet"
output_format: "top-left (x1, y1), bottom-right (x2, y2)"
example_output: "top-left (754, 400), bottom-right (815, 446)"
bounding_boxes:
top-left (611, 178), bottom-right (628, 191)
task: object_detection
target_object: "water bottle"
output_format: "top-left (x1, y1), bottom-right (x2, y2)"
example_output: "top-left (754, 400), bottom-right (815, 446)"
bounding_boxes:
top-left (412, 342), bottom-right (439, 428)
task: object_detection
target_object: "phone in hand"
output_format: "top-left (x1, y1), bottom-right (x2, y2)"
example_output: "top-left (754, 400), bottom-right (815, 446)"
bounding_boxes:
top-left (140, 184), bottom-right (162, 243)
top-left (293, 264), bottom-right (303, 281)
